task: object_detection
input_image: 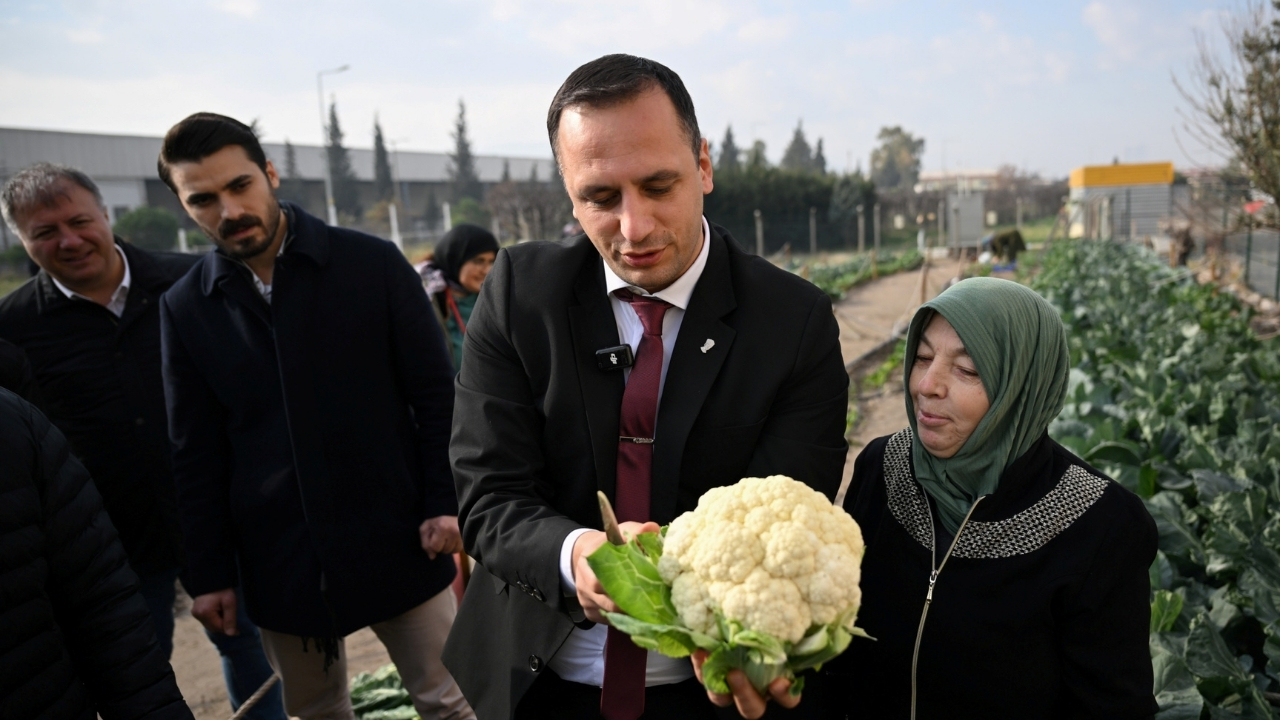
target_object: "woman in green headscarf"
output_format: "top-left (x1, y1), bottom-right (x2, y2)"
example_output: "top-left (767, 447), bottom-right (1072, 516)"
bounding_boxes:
top-left (821, 278), bottom-right (1157, 720)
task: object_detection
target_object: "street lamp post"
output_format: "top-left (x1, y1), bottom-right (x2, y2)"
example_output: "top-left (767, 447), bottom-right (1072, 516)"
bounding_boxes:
top-left (316, 64), bottom-right (350, 226)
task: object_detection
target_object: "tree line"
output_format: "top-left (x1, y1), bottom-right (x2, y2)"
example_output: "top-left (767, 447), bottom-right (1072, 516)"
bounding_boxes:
top-left (705, 122), bottom-right (926, 252)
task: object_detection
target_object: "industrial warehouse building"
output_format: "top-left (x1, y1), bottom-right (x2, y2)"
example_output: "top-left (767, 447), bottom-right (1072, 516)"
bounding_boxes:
top-left (0, 126), bottom-right (556, 248)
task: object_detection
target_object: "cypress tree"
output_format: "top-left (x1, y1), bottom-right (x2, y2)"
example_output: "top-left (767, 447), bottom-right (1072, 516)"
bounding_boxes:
top-left (373, 116), bottom-right (394, 201)
top-left (449, 100), bottom-right (483, 202)
top-left (327, 101), bottom-right (361, 217)
top-left (718, 125), bottom-right (741, 174)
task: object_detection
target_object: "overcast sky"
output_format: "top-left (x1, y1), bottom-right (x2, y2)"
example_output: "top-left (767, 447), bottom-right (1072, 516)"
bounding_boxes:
top-left (0, 0), bottom-right (1237, 178)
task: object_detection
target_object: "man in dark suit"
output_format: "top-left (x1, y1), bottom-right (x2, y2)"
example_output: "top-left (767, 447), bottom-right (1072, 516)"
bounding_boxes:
top-left (0, 162), bottom-right (284, 718)
top-left (443, 55), bottom-right (849, 720)
top-left (157, 113), bottom-right (473, 719)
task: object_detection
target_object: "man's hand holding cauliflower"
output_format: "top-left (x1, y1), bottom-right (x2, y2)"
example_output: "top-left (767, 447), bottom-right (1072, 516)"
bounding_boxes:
top-left (580, 475), bottom-right (869, 718)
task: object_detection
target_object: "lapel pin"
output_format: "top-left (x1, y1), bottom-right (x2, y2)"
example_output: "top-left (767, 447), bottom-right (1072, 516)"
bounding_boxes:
top-left (701, 339), bottom-right (715, 354)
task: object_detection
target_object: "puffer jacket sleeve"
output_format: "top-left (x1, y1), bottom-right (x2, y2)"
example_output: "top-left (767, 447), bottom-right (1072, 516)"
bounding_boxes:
top-left (30, 399), bottom-right (193, 720)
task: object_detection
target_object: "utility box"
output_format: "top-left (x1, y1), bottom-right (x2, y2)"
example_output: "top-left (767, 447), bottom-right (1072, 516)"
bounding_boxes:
top-left (946, 192), bottom-right (985, 249)
top-left (1067, 162), bottom-right (1174, 240)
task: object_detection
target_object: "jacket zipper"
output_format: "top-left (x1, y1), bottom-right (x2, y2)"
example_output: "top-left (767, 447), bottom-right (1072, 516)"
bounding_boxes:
top-left (910, 493), bottom-right (986, 720)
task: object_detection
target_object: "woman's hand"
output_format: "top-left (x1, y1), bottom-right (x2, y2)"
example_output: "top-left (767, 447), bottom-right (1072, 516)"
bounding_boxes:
top-left (691, 649), bottom-right (801, 719)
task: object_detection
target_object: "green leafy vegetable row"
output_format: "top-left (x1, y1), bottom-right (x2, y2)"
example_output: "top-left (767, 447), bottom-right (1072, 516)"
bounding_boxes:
top-left (1033, 241), bottom-right (1280, 718)
top-left (800, 249), bottom-right (922, 300)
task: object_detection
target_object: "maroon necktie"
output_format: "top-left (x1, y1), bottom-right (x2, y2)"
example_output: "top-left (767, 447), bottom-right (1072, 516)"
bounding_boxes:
top-left (601, 288), bottom-right (670, 720)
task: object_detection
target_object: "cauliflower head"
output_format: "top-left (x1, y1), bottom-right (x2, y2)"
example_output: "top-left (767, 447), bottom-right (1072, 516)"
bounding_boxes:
top-left (657, 475), bottom-right (864, 644)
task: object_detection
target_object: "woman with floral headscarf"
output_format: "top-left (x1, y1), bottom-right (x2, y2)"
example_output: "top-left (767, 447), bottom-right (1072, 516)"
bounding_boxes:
top-left (822, 278), bottom-right (1157, 719)
top-left (417, 224), bottom-right (498, 371)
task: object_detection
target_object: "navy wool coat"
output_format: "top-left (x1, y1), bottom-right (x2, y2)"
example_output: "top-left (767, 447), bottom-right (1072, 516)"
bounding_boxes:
top-left (159, 203), bottom-right (458, 637)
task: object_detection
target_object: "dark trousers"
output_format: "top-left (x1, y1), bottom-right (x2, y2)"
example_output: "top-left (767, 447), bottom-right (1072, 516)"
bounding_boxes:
top-left (202, 586), bottom-right (286, 720)
top-left (137, 569), bottom-right (181, 660)
top-left (514, 669), bottom-right (822, 720)
top-left (138, 574), bottom-right (285, 720)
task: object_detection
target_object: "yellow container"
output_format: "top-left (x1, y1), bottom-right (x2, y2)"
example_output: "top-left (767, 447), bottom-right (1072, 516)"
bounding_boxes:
top-left (1069, 162), bottom-right (1174, 188)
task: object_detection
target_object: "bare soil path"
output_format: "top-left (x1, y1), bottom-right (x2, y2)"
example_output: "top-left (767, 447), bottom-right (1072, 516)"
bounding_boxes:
top-left (834, 263), bottom-right (951, 504)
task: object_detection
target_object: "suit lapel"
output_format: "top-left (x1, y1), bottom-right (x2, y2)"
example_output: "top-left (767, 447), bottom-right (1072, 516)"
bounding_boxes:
top-left (651, 232), bottom-right (737, 523)
top-left (567, 257), bottom-right (625, 505)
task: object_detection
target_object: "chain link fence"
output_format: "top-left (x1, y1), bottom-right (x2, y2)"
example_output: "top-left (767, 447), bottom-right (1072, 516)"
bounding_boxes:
top-left (1225, 228), bottom-right (1280, 301)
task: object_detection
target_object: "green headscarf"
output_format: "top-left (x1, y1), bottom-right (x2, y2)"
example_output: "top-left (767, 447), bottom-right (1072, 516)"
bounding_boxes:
top-left (903, 277), bottom-right (1070, 534)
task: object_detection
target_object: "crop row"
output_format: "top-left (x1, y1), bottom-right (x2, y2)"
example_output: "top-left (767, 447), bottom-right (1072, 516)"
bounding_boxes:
top-left (1034, 241), bottom-right (1280, 719)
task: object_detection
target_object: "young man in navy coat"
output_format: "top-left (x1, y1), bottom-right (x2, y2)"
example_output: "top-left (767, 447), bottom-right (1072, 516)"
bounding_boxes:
top-left (157, 113), bottom-right (473, 719)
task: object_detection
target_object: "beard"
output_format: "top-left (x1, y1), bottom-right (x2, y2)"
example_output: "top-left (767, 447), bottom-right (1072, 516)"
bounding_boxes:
top-left (213, 201), bottom-right (283, 261)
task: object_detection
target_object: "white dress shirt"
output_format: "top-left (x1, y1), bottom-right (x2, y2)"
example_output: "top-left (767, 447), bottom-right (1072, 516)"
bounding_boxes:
top-left (548, 217), bottom-right (712, 687)
top-left (51, 244), bottom-right (131, 318)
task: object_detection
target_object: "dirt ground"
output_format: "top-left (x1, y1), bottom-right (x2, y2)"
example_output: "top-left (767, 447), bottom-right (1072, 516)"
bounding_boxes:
top-left (832, 259), bottom-right (953, 364)
top-left (833, 261), bottom-right (953, 505)
top-left (172, 587), bottom-right (391, 719)
top-left (170, 262), bottom-right (954, 715)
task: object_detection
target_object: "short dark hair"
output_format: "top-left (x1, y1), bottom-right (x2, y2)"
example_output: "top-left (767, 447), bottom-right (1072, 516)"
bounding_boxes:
top-left (546, 54), bottom-right (701, 163)
top-left (158, 112), bottom-right (268, 194)
top-left (1, 163), bottom-right (105, 234)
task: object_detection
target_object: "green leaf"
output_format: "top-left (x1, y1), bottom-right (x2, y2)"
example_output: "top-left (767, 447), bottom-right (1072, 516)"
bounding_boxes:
top-left (1149, 632), bottom-right (1204, 717)
top-left (633, 530), bottom-right (664, 561)
top-left (1263, 623), bottom-right (1280, 680)
top-left (1150, 551), bottom-right (1175, 590)
top-left (600, 611), bottom-right (720, 658)
top-left (700, 645), bottom-right (745, 695)
top-left (1183, 611), bottom-right (1270, 718)
top-left (1145, 492), bottom-right (1207, 566)
top-left (731, 630), bottom-right (788, 664)
top-left (588, 538), bottom-right (678, 625)
top-left (1152, 590), bottom-right (1184, 633)
top-left (1186, 613), bottom-right (1248, 683)
top-left (1085, 439), bottom-right (1145, 466)
top-left (1138, 463), bottom-right (1159, 499)
top-left (789, 625), bottom-right (853, 672)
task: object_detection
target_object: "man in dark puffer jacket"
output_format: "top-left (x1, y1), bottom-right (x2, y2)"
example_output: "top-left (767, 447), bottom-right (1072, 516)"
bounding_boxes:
top-left (0, 388), bottom-right (192, 719)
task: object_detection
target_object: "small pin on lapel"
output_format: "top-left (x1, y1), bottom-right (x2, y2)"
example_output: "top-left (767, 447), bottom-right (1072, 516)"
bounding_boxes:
top-left (701, 339), bottom-right (715, 353)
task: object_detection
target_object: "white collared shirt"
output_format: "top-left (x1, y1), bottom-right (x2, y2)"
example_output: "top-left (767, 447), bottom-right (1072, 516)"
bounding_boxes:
top-left (548, 216), bottom-right (712, 688)
top-left (245, 233), bottom-right (291, 303)
top-left (51, 244), bottom-right (131, 318)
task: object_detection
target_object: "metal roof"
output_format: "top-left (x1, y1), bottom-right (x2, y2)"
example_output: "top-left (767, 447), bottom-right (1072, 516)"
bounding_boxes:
top-left (0, 126), bottom-right (555, 184)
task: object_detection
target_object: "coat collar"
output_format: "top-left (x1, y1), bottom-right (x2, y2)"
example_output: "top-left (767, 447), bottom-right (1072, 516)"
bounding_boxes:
top-left (198, 201), bottom-right (327, 297)
top-left (33, 237), bottom-right (161, 316)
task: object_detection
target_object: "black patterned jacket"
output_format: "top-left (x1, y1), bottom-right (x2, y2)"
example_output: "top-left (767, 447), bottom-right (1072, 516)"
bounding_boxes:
top-left (822, 430), bottom-right (1157, 720)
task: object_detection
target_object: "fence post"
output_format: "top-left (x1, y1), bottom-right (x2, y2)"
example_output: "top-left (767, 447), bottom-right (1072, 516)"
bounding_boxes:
top-left (1125, 188), bottom-right (1132, 241)
top-left (937, 200), bottom-right (944, 250)
top-left (873, 202), bottom-right (881, 253)
top-left (1274, 232), bottom-right (1280, 300)
top-left (809, 207), bottom-right (817, 256)
top-left (754, 209), bottom-right (764, 256)
top-left (1245, 223), bottom-right (1252, 287)
top-left (857, 205), bottom-right (865, 254)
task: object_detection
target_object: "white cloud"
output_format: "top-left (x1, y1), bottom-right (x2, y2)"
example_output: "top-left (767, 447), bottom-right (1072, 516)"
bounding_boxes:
top-left (1082, 1), bottom-right (1140, 63)
top-left (213, 0), bottom-right (260, 19)
top-left (66, 27), bottom-right (104, 44)
top-left (479, 0), bottom-right (737, 55)
top-left (736, 15), bottom-right (796, 44)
